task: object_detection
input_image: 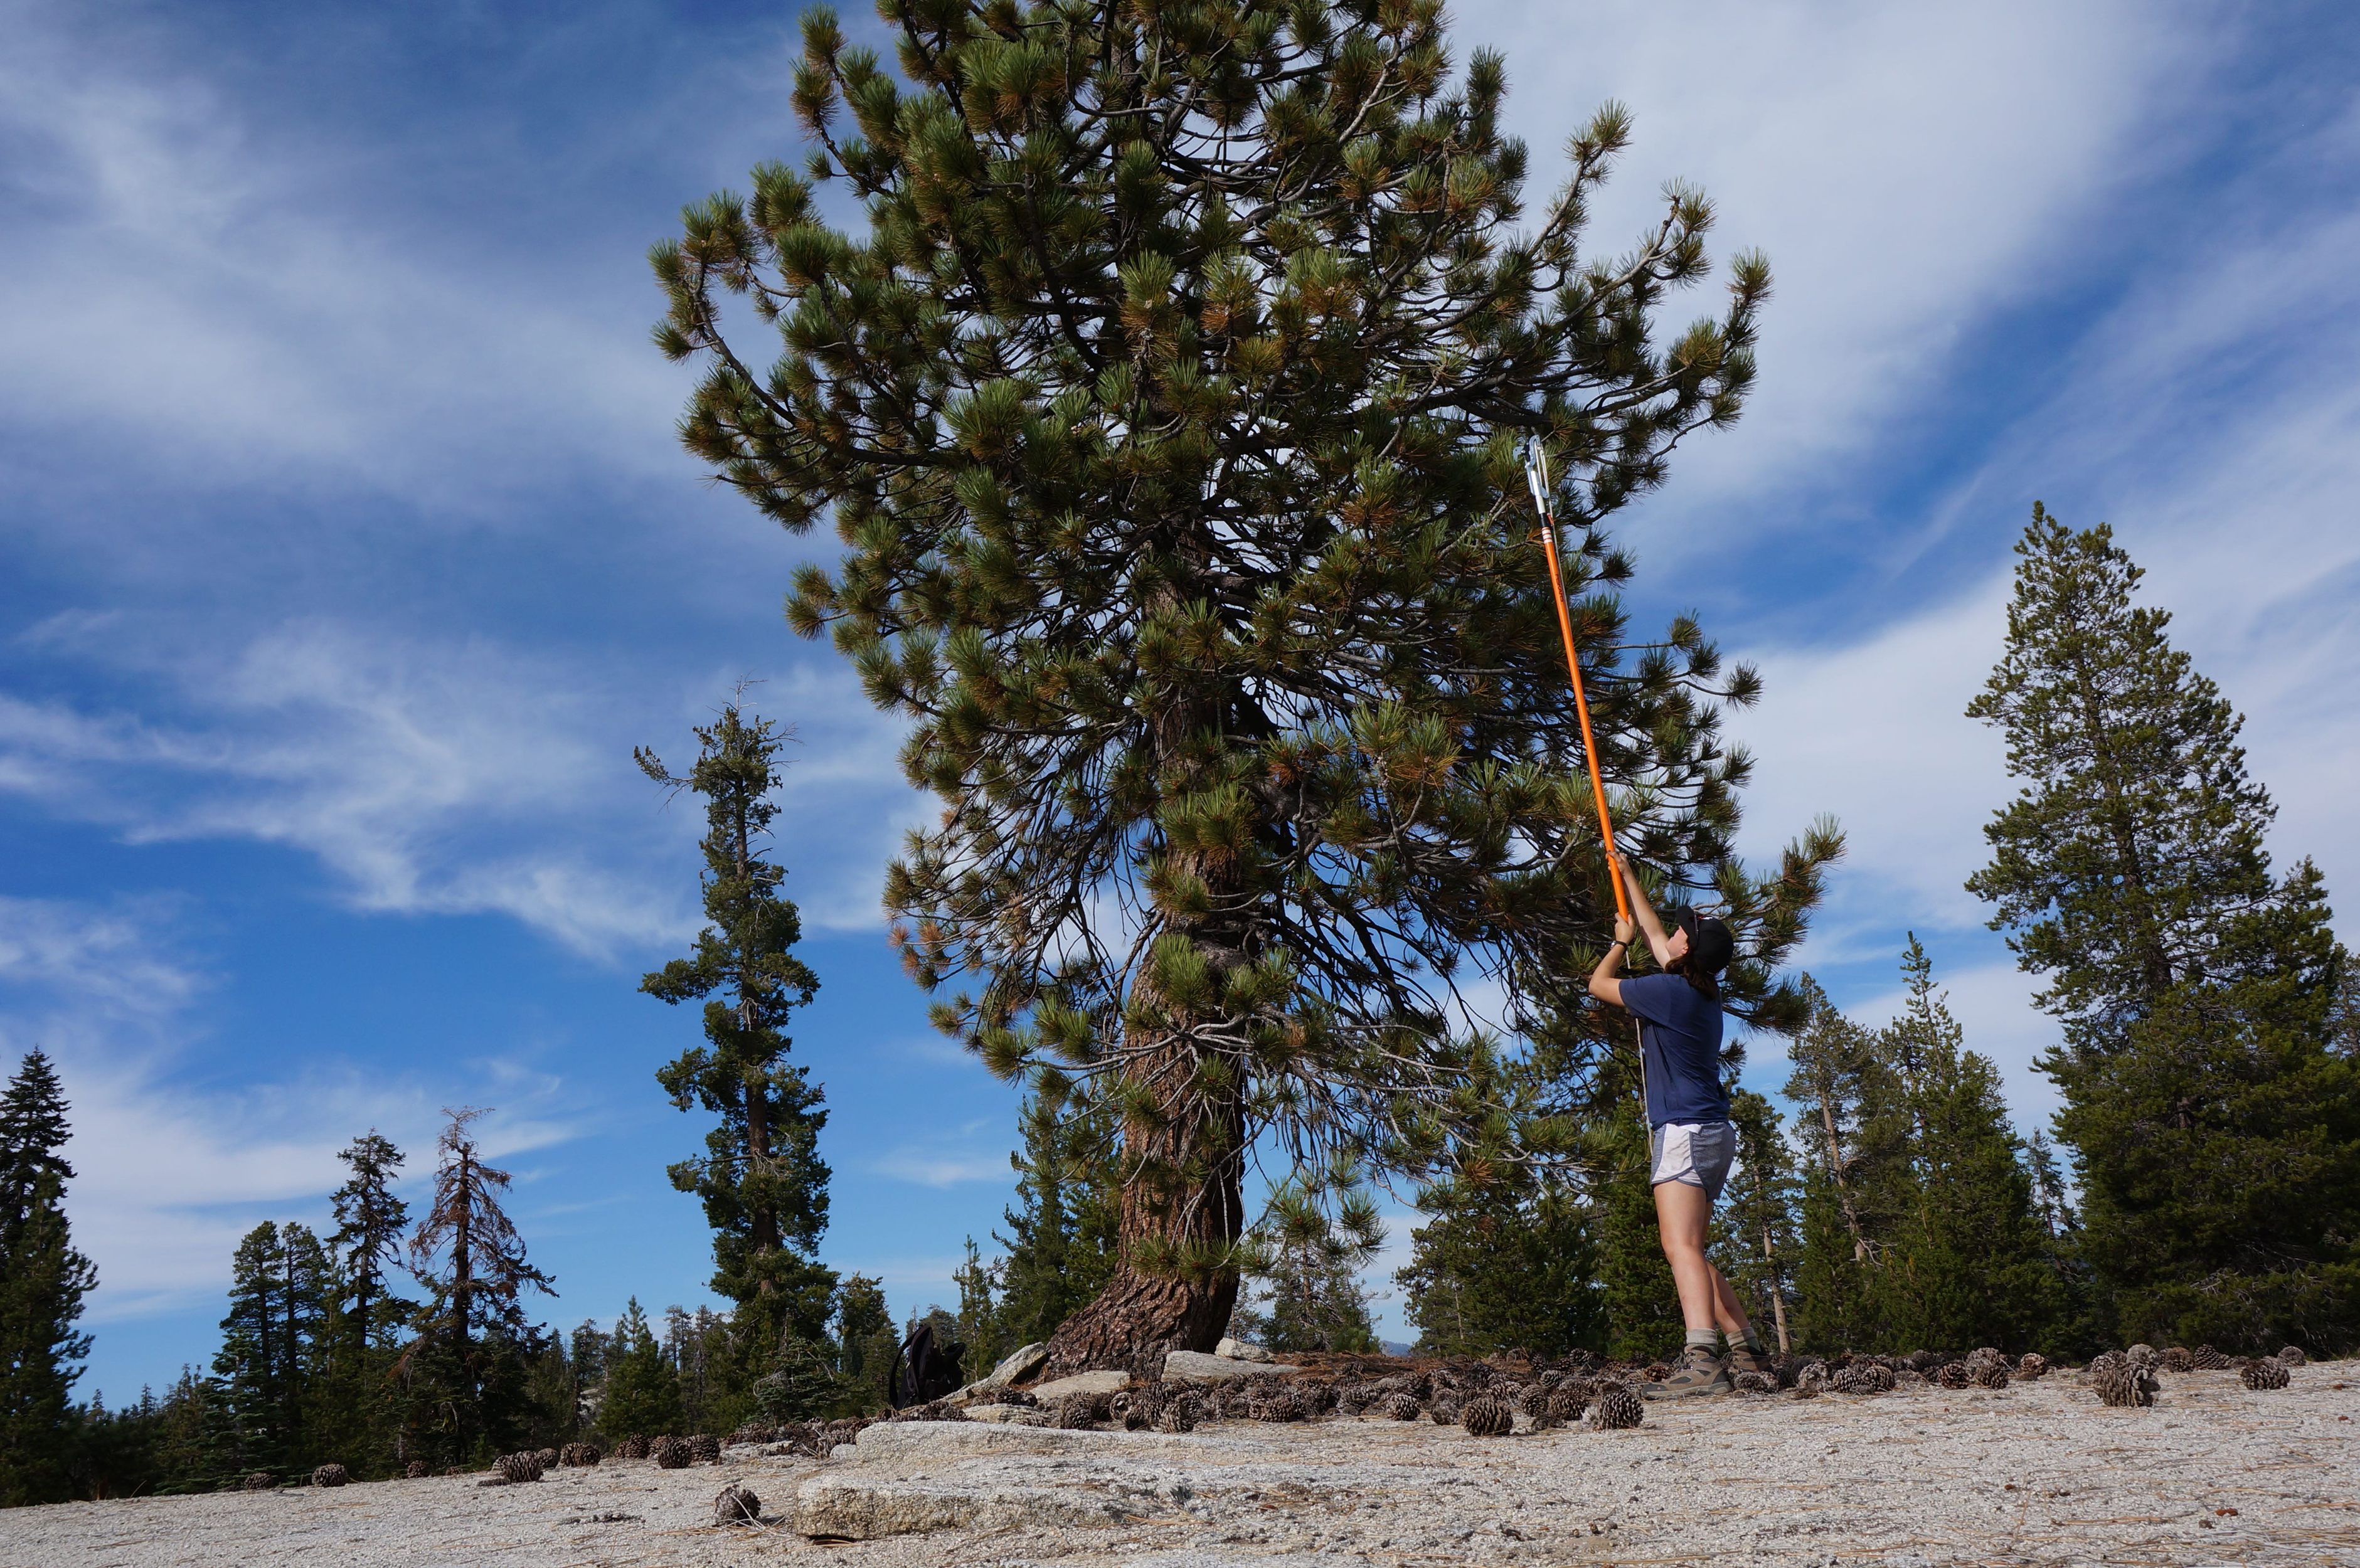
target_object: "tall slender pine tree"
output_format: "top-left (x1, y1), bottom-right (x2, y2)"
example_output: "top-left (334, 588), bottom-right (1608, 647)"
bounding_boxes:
top-left (0, 1051), bottom-right (95, 1505)
top-left (639, 702), bottom-right (836, 1353)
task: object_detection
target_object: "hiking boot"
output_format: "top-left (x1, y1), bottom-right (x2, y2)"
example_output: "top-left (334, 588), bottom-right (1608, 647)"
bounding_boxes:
top-left (1642, 1348), bottom-right (1731, 1399)
top-left (1726, 1344), bottom-right (1777, 1379)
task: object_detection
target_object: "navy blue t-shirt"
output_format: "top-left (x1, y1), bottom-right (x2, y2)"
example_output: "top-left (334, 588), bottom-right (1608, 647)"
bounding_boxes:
top-left (1620, 973), bottom-right (1730, 1128)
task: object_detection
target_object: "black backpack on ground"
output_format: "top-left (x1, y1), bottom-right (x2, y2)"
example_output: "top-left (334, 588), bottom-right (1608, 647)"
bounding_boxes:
top-left (890, 1322), bottom-right (968, 1409)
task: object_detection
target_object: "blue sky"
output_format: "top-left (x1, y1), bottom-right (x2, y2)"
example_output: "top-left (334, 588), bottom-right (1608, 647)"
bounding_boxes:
top-left (4, 0), bottom-right (2356, 1401)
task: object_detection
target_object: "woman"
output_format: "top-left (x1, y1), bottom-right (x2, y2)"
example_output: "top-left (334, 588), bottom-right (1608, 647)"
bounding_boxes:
top-left (1587, 853), bottom-right (1772, 1397)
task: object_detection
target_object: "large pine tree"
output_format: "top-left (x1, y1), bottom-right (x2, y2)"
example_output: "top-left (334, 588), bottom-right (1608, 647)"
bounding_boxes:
top-left (639, 702), bottom-right (836, 1351)
top-left (656, 0), bottom-right (1834, 1371)
top-left (0, 1050), bottom-right (96, 1506)
top-left (1969, 507), bottom-right (2359, 1350)
top-left (212, 1221), bottom-right (333, 1475)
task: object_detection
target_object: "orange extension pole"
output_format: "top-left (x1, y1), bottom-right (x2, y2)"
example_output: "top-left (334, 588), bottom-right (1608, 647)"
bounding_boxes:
top-left (1522, 438), bottom-right (1629, 922)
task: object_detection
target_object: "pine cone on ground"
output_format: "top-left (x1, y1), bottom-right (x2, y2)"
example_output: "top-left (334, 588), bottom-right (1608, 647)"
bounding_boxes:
top-left (2276, 1345), bottom-right (2307, 1367)
top-left (240, 1472), bottom-right (273, 1491)
top-left (2191, 1345), bottom-right (2230, 1370)
top-left (2240, 1359), bottom-right (2290, 1391)
top-left (1844, 1363), bottom-right (1896, 1394)
top-left (1250, 1385), bottom-right (1303, 1422)
top-left (1589, 1387), bottom-right (1645, 1429)
top-left (405, 1460), bottom-right (430, 1480)
top-left (2017, 1353), bottom-right (2050, 1379)
top-left (1334, 1384), bottom-right (1372, 1417)
top-left (493, 1452), bottom-right (544, 1484)
top-left (1460, 1395), bottom-right (1513, 1436)
top-left (1640, 1361), bottom-right (1673, 1383)
top-left (1108, 1389), bottom-right (1151, 1430)
top-left (651, 1436), bottom-right (692, 1470)
top-left (2159, 1348), bottom-right (2193, 1373)
top-left (311, 1463), bottom-right (349, 1487)
top-left (1937, 1362), bottom-right (1972, 1389)
top-left (688, 1433), bottom-right (722, 1463)
top-left (1795, 1362), bottom-right (1832, 1394)
top-left (1056, 1394), bottom-right (1102, 1429)
top-left (2125, 1343), bottom-right (2158, 1369)
top-left (1731, 1370), bottom-right (1778, 1394)
top-left (730, 1423), bottom-right (775, 1446)
top-left (1427, 1394), bottom-right (1462, 1425)
top-left (617, 1434), bottom-right (650, 1461)
top-left (1156, 1392), bottom-right (1201, 1433)
top-left (2093, 1364), bottom-right (2159, 1407)
top-left (1971, 1362), bottom-right (2010, 1390)
top-left (1547, 1387), bottom-right (1592, 1422)
top-left (560, 1441), bottom-right (602, 1467)
top-left (1300, 1380), bottom-right (1340, 1417)
top-left (714, 1481), bottom-right (762, 1525)
top-left (1378, 1391), bottom-right (1423, 1421)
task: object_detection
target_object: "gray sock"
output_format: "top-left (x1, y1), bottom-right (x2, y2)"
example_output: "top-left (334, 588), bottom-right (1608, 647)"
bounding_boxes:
top-left (1684, 1329), bottom-right (1719, 1356)
top-left (1739, 1326), bottom-right (1765, 1354)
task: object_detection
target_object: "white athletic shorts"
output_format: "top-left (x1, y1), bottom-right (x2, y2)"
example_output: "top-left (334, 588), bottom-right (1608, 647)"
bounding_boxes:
top-left (1649, 1120), bottom-right (1735, 1202)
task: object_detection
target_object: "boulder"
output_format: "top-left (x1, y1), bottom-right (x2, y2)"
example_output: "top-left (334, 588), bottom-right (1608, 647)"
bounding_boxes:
top-left (849, 1420), bottom-right (1208, 1463)
top-left (1215, 1337), bottom-right (1273, 1362)
top-left (793, 1475), bottom-right (1129, 1540)
top-left (1164, 1350), bottom-right (1303, 1382)
top-left (949, 1341), bottom-right (1052, 1405)
top-left (1029, 1370), bottom-right (1130, 1402)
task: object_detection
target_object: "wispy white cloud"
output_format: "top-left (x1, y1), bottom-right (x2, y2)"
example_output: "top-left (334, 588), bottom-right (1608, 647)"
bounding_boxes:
top-left (0, 620), bottom-right (924, 955)
top-left (0, 896), bottom-right (594, 1321)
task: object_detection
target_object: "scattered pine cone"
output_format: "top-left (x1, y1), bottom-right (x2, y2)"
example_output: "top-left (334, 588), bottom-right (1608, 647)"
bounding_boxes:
top-left (1937, 1362), bottom-right (1972, 1389)
top-left (1731, 1370), bottom-right (1778, 1394)
top-left (2191, 1345), bottom-right (2230, 1370)
top-left (2125, 1343), bottom-right (2158, 1369)
top-left (2017, 1353), bottom-right (2050, 1380)
top-left (492, 1452), bottom-right (543, 1484)
top-left (1971, 1362), bottom-right (2010, 1390)
top-left (2159, 1348), bottom-right (2194, 1373)
top-left (1640, 1361), bottom-right (1673, 1383)
top-left (1547, 1387), bottom-right (1591, 1422)
top-left (1833, 1363), bottom-right (1894, 1395)
top-left (651, 1436), bottom-right (692, 1470)
top-left (714, 1481), bottom-right (762, 1525)
top-left (616, 1434), bottom-right (650, 1461)
top-left (1378, 1391), bottom-right (1423, 1421)
top-left (2240, 1359), bottom-right (2290, 1391)
top-left (2093, 1364), bottom-right (2159, 1407)
top-left (1334, 1384), bottom-right (1372, 1417)
top-left (405, 1460), bottom-right (429, 1480)
top-left (240, 1472), bottom-right (273, 1491)
top-left (1250, 1386), bottom-right (1303, 1422)
top-left (1056, 1394), bottom-right (1101, 1430)
top-left (1460, 1395), bottom-right (1512, 1436)
top-left (1427, 1394), bottom-right (1463, 1426)
top-left (1589, 1387), bottom-right (1645, 1429)
top-left (1795, 1362), bottom-right (1832, 1394)
top-left (688, 1433), bottom-right (722, 1464)
top-left (311, 1463), bottom-right (349, 1488)
top-left (2277, 1346), bottom-right (2307, 1367)
top-left (1156, 1392), bottom-right (1201, 1433)
top-left (560, 1441), bottom-right (602, 1468)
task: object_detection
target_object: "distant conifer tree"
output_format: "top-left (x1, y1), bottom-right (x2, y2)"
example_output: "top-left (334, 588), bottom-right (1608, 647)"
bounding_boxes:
top-left (0, 1050), bottom-right (95, 1505)
top-left (656, 0), bottom-right (1836, 1370)
top-left (597, 1298), bottom-right (682, 1438)
top-left (1711, 1089), bottom-right (1800, 1352)
top-left (1870, 937), bottom-right (2063, 1352)
top-left (1397, 1160), bottom-right (1600, 1358)
top-left (212, 1221), bottom-right (332, 1475)
top-left (402, 1108), bottom-right (555, 1459)
top-left (639, 702), bottom-right (836, 1353)
top-left (1233, 1160), bottom-right (1383, 1353)
top-left (1969, 506), bottom-right (2360, 1350)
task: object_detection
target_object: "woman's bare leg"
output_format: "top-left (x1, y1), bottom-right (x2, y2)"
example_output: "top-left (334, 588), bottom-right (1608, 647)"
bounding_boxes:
top-left (1654, 1179), bottom-right (1751, 1338)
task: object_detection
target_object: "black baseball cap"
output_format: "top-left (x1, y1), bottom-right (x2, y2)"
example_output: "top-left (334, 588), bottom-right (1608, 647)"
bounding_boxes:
top-left (1674, 908), bottom-right (1735, 975)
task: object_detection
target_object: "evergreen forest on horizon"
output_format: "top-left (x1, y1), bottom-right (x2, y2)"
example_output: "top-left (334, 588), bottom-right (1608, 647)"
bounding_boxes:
top-left (3, 0), bottom-right (2354, 1508)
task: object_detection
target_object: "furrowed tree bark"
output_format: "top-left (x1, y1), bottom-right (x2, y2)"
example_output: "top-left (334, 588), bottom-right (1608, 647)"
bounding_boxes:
top-left (1043, 672), bottom-right (1255, 1375)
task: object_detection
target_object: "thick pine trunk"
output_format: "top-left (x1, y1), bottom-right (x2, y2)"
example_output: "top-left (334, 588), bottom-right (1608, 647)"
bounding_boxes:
top-left (1041, 1079), bottom-right (1246, 1374)
top-left (1043, 662), bottom-right (1252, 1377)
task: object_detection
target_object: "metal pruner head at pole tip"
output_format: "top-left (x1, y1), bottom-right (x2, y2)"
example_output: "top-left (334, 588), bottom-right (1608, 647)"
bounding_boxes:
top-left (1521, 437), bottom-right (1551, 513)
